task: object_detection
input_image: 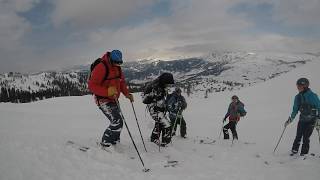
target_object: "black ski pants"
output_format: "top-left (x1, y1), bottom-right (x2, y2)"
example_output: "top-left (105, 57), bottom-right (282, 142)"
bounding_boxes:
top-left (169, 113), bottom-right (187, 137)
top-left (292, 120), bottom-right (315, 155)
top-left (223, 121), bottom-right (238, 140)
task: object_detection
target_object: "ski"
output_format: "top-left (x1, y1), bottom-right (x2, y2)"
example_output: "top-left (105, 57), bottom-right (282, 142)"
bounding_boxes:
top-left (95, 142), bottom-right (112, 153)
top-left (66, 140), bottom-right (90, 152)
top-left (164, 160), bottom-right (179, 168)
top-left (278, 153), bottom-right (319, 164)
top-left (66, 140), bottom-right (112, 153)
top-left (243, 142), bottom-right (256, 145)
top-left (302, 153), bottom-right (318, 160)
top-left (199, 139), bottom-right (216, 144)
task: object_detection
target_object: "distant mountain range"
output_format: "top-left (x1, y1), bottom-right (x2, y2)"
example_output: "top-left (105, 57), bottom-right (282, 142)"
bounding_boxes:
top-left (0, 51), bottom-right (318, 103)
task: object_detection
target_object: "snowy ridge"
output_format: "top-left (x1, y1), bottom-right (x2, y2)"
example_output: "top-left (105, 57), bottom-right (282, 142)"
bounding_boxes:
top-left (0, 59), bottom-right (319, 179)
top-left (0, 51), bottom-right (318, 102)
top-left (125, 51), bottom-right (317, 95)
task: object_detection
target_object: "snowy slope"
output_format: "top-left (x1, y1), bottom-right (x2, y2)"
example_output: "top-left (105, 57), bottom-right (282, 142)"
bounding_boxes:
top-left (0, 60), bottom-right (320, 180)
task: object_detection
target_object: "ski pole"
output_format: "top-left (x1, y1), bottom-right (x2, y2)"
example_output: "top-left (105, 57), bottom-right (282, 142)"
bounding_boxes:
top-left (219, 120), bottom-right (224, 139)
top-left (317, 129), bottom-right (320, 145)
top-left (315, 119), bottom-right (320, 144)
top-left (156, 112), bottom-right (161, 152)
top-left (179, 112), bottom-right (182, 137)
top-left (158, 120), bottom-right (161, 152)
top-left (114, 98), bottom-right (150, 172)
top-left (273, 124), bottom-right (288, 154)
top-left (170, 109), bottom-right (182, 145)
top-left (171, 108), bottom-right (182, 137)
top-left (130, 101), bottom-right (148, 152)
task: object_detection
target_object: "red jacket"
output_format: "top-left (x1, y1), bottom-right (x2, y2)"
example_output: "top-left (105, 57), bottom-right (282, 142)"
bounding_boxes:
top-left (88, 52), bottom-right (130, 104)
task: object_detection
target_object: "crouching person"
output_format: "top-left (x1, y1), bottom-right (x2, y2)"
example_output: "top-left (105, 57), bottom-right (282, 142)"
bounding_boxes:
top-left (142, 73), bottom-right (175, 147)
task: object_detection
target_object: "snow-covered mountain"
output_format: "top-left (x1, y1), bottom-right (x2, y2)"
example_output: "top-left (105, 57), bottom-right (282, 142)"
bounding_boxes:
top-left (122, 51), bottom-right (314, 94)
top-left (0, 51), bottom-right (318, 102)
top-left (0, 56), bottom-right (319, 180)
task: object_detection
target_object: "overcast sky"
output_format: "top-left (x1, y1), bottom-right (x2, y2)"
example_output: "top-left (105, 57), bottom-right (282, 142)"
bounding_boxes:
top-left (0, 0), bottom-right (320, 73)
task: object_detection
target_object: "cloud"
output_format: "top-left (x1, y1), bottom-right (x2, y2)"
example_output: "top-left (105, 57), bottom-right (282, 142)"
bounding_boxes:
top-left (51, 0), bottom-right (155, 28)
top-left (0, 0), bottom-right (320, 73)
top-left (85, 0), bottom-right (320, 60)
top-left (235, 0), bottom-right (320, 28)
top-left (86, 0), bottom-right (252, 60)
top-left (0, 0), bottom-right (39, 72)
top-left (1, 0), bottom-right (40, 12)
top-left (271, 0), bottom-right (320, 27)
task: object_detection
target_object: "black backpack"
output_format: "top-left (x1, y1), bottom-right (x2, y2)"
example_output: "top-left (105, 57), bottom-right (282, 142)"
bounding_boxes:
top-left (89, 58), bottom-right (122, 82)
top-left (142, 81), bottom-right (155, 104)
top-left (89, 58), bottom-right (109, 81)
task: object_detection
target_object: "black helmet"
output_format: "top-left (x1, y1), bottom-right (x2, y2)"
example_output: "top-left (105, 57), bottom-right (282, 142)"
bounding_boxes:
top-left (158, 73), bottom-right (174, 87)
top-left (296, 78), bottom-right (309, 87)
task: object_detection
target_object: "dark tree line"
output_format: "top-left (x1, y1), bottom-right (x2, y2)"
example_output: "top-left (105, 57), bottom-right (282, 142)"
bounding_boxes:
top-left (0, 75), bottom-right (89, 103)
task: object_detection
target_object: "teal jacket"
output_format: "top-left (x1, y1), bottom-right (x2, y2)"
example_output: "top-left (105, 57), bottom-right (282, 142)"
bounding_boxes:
top-left (290, 88), bottom-right (320, 121)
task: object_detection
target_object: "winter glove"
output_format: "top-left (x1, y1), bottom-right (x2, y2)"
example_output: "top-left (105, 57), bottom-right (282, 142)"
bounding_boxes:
top-left (126, 93), bottom-right (134, 102)
top-left (284, 116), bottom-right (292, 127)
top-left (107, 86), bottom-right (118, 97)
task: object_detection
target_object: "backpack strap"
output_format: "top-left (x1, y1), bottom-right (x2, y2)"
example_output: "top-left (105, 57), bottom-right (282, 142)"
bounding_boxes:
top-left (298, 93), bottom-right (306, 109)
top-left (100, 61), bottom-right (122, 81)
top-left (100, 60), bottom-right (109, 82)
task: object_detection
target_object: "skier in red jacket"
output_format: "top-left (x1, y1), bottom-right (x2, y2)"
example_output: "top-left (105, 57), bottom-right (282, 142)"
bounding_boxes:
top-left (88, 50), bottom-right (133, 147)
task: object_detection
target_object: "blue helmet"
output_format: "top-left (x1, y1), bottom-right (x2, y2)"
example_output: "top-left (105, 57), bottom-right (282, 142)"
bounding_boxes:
top-left (110, 50), bottom-right (123, 64)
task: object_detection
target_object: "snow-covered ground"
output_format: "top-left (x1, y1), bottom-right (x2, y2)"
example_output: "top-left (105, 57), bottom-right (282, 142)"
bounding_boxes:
top-left (0, 60), bottom-right (319, 180)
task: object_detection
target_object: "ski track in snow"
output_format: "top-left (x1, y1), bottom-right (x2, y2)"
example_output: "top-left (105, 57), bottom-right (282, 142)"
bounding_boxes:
top-left (0, 60), bottom-right (320, 180)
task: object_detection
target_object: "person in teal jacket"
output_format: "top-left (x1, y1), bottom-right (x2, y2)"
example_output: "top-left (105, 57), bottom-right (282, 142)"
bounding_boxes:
top-left (285, 78), bottom-right (320, 156)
